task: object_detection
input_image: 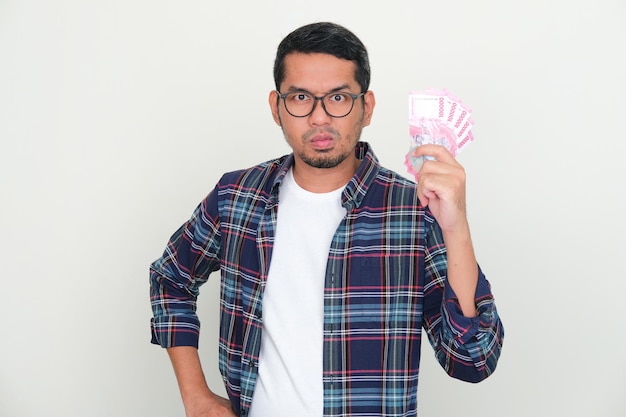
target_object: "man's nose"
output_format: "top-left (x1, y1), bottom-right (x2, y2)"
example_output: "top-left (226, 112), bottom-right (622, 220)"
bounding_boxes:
top-left (309, 97), bottom-right (331, 124)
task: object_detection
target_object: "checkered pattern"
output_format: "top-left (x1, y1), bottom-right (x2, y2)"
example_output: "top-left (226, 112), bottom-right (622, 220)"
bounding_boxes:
top-left (150, 142), bottom-right (503, 417)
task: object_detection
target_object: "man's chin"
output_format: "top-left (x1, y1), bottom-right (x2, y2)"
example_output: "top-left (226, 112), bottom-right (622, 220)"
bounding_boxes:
top-left (300, 151), bottom-right (347, 169)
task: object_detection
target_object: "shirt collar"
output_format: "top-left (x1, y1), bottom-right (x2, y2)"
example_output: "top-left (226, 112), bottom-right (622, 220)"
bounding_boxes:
top-left (269, 142), bottom-right (381, 211)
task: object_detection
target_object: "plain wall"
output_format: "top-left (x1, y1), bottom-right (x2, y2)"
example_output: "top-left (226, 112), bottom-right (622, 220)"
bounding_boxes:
top-left (1, 0), bottom-right (625, 416)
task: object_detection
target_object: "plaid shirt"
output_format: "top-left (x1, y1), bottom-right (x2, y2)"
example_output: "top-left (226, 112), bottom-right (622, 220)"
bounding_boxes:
top-left (150, 142), bottom-right (503, 417)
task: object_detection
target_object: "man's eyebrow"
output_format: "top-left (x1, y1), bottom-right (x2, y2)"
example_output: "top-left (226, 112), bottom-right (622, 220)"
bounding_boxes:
top-left (284, 84), bottom-right (353, 94)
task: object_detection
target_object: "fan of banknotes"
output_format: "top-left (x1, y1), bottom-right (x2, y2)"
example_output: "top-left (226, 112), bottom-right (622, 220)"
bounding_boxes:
top-left (404, 88), bottom-right (474, 178)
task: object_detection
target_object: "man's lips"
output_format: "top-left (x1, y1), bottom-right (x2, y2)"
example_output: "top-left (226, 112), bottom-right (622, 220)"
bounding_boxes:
top-left (309, 134), bottom-right (335, 150)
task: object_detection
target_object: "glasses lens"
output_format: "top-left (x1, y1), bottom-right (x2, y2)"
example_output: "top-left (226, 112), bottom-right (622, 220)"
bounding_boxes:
top-left (283, 93), bottom-right (313, 117)
top-left (323, 93), bottom-right (354, 117)
top-left (283, 92), bottom-right (355, 117)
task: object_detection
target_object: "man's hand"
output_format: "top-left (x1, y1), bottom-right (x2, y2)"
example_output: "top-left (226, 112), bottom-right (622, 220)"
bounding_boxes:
top-left (412, 144), bottom-right (468, 233)
top-left (167, 346), bottom-right (236, 417)
top-left (183, 392), bottom-right (236, 417)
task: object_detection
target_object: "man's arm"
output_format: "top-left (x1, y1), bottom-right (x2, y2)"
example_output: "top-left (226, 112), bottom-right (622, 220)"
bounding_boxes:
top-left (167, 346), bottom-right (236, 417)
top-left (441, 223), bottom-right (479, 317)
top-left (415, 144), bottom-right (503, 382)
top-left (150, 192), bottom-right (222, 348)
top-left (413, 144), bottom-right (479, 317)
top-left (150, 189), bottom-right (231, 414)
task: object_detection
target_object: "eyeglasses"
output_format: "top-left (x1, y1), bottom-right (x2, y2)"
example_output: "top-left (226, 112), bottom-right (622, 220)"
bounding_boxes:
top-left (277, 91), bottom-right (365, 118)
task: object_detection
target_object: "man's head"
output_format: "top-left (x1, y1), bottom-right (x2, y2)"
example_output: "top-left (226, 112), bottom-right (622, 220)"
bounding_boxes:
top-left (268, 23), bottom-right (375, 189)
top-left (273, 22), bottom-right (371, 93)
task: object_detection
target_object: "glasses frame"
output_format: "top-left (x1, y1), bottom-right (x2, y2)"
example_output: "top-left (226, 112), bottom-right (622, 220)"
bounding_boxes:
top-left (277, 90), bottom-right (365, 118)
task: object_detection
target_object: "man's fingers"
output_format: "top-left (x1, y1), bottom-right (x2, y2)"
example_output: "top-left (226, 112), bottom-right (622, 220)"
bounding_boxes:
top-left (411, 144), bottom-right (458, 166)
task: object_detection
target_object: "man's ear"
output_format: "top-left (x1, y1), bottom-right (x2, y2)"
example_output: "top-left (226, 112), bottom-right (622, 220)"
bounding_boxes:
top-left (269, 90), bottom-right (281, 126)
top-left (362, 90), bottom-right (376, 127)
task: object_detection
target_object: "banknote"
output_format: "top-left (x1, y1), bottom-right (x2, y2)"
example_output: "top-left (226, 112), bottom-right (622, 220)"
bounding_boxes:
top-left (405, 89), bottom-right (475, 178)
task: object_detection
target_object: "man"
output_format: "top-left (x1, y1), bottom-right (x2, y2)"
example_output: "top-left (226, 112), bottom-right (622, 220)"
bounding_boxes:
top-left (150, 22), bottom-right (503, 417)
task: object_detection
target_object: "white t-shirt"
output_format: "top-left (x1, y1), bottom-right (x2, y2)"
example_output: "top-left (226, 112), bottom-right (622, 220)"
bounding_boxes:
top-left (248, 168), bottom-right (346, 417)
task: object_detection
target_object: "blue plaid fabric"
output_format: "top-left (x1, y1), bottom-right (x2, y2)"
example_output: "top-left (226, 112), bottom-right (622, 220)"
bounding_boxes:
top-left (150, 142), bottom-right (503, 417)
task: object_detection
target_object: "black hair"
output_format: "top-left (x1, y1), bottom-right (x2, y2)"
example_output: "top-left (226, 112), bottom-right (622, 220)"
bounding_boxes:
top-left (273, 22), bottom-right (371, 93)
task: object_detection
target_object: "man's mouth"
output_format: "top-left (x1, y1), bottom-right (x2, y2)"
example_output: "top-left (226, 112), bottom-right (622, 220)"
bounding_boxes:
top-left (308, 133), bottom-right (336, 150)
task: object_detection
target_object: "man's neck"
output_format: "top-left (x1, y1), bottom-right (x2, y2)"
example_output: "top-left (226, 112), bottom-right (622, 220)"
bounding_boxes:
top-left (291, 156), bottom-right (359, 193)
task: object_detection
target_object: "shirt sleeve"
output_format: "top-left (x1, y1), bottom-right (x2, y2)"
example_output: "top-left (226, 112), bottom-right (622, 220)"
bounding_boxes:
top-left (421, 221), bottom-right (504, 383)
top-left (149, 186), bottom-right (222, 348)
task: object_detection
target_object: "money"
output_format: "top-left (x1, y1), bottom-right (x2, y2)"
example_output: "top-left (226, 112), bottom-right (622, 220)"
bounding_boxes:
top-left (404, 89), bottom-right (474, 178)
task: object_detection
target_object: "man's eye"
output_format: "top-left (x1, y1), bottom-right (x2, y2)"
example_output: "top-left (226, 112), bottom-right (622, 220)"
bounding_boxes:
top-left (329, 93), bottom-right (347, 102)
top-left (292, 93), bottom-right (311, 102)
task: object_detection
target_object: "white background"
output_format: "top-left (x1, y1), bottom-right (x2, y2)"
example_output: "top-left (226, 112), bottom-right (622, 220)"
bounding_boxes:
top-left (1, 0), bottom-right (625, 416)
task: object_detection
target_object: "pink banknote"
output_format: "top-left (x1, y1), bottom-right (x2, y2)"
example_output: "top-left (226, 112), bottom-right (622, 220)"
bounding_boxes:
top-left (405, 88), bottom-right (475, 178)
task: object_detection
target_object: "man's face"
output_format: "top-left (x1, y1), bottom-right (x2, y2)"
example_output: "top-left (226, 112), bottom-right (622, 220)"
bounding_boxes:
top-left (269, 52), bottom-right (375, 171)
